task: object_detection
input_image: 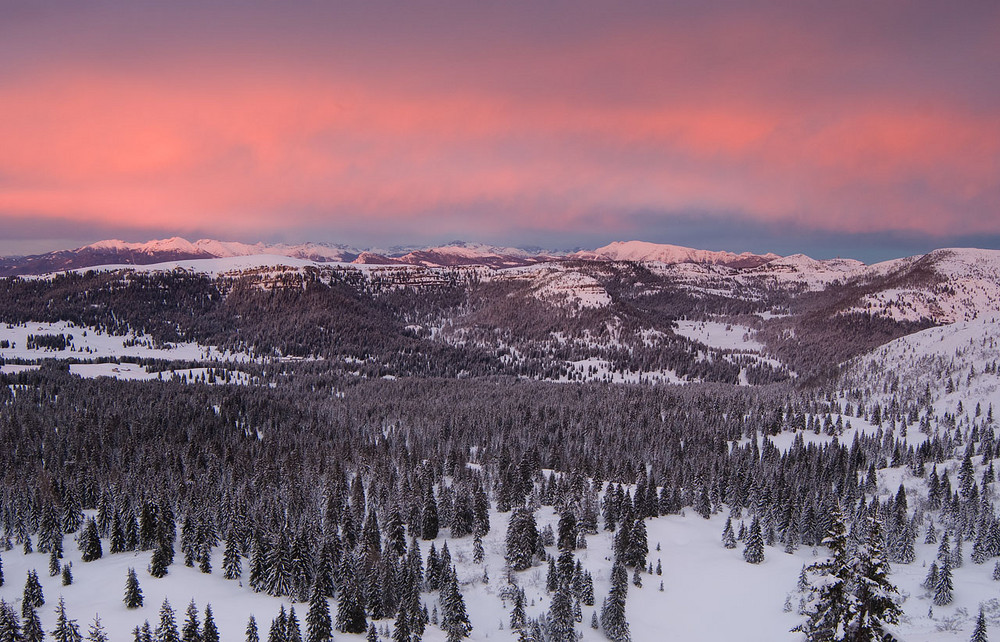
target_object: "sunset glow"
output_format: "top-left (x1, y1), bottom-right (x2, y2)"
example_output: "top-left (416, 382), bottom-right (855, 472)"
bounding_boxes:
top-left (2, 1), bottom-right (999, 258)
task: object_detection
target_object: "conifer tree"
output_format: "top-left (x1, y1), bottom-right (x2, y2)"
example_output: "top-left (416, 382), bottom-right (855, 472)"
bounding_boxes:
top-left (0, 600), bottom-right (22, 642)
top-left (23, 570), bottom-right (44, 615)
top-left (150, 545), bottom-right (169, 578)
top-left (223, 537), bottom-right (242, 580)
top-left (421, 489), bottom-right (439, 541)
top-left (49, 549), bottom-right (61, 577)
top-left (268, 607), bottom-right (288, 642)
top-left (61, 564), bottom-right (72, 586)
top-left (202, 607), bottom-right (219, 642)
top-left (125, 568), bottom-right (144, 608)
top-left (505, 509), bottom-right (539, 571)
top-left (23, 605), bottom-right (44, 642)
top-left (972, 607), bottom-right (989, 642)
top-left (440, 566), bottom-right (472, 642)
top-left (391, 604), bottom-right (411, 642)
top-left (796, 505), bottom-right (850, 641)
top-left (743, 517), bottom-right (765, 564)
top-left (79, 518), bottom-right (103, 562)
top-left (286, 607), bottom-right (302, 642)
top-left (198, 542), bottom-right (212, 575)
top-left (510, 586), bottom-right (527, 631)
top-left (246, 617), bottom-right (259, 642)
top-left (923, 561), bottom-right (939, 591)
top-left (721, 517), bottom-right (737, 549)
top-left (847, 517), bottom-right (901, 640)
top-left (306, 581), bottom-right (332, 642)
top-left (52, 598), bottom-right (83, 642)
top-left (157, 600), bottom-right (180, 642)
top-left (934, 555), bottom-right (954, 606)
top-left (181, 601), bottom-right (200, 642)
top-left (335, 556), bottom-right (367, 634)
top-left (600, 561), bottom-right (630, 642)
top-left (86, 616), bottom-right (109, 642)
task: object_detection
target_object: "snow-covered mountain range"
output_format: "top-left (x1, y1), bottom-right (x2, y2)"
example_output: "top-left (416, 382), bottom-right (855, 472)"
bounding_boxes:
top-left (0, 237), bottom-right (785, 275)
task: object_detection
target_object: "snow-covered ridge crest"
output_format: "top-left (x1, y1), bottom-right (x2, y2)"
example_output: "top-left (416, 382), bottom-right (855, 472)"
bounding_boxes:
top-left (573, 240), bottom-right (781, 268)
top-left (82, 237), bottom-right (357, 262)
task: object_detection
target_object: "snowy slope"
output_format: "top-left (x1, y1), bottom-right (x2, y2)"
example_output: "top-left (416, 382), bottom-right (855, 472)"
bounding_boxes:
top-left (0, 320), bottom-right (249, 363)
top-left (573, 240), bottom-right (781, 268)
top-left (740, 254), bottom-right (865, 290)
top-left (847, 249), bottom-right (1000, 323)
top-left (844, 317), bottom-right (1000, 419)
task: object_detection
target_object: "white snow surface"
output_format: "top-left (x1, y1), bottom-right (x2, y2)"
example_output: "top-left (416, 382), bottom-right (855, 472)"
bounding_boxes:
top-left (845, 317), bottom-right (1000, 420)
top-left (847, 248), bottom-right (1000, 323)
top-left (3, 470), bottom-right (998, 641)
top-left (530, 270), bottom-right (611, 309)
top-left (573, 240), bottom-right (780, 266)
top-left (83, 237), bottom-right (356, 262)
top-left (0, 321), bottom-right (248, 363)
top-left (673, 320), bottom-right (764, 352)
top-left (67, 363), bottom-right (251, 384)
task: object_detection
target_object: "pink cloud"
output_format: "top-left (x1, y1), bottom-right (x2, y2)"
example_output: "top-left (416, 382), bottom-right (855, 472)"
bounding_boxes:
top-left (1, 5), bottom-right (998, 243)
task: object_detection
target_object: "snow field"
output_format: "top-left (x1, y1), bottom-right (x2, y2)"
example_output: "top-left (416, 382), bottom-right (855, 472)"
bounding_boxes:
top-left (0, 321), bottom-right (249, 364)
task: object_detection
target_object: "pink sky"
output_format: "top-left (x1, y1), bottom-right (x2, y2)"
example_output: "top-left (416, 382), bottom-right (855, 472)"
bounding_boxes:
top-left (1, 2), bottom-right (998, 258)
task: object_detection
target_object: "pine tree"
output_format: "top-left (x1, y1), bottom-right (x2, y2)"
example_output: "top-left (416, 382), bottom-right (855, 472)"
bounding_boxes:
top-left (125, 568), bottom-right (144, 608)
top-left (473, 533), bottom-right (484, 564)
top-left (548, 583), bottom-right (575, 642)
top-left (268, 607), bottom-right (288, 642)
top-left (150, 544), bottom-right (170, 578)
top-left (600, 562), bottom-right (630, 642)
top-left (721, 517), bottom-right (737, 549)
top-left (391, 604), bottom-right (411, 642)
top-left (86, 616), bottom-right (108, 642)
top-left (52, 598), bottom-right (83, 642)
top-left (923, 561), bottom-right (939, 590)
top-left (181, 600), bottom-right (201, 642)
top-left (335, 556), bottom-right (367, 634)
top-left (510, 586), bottom-right (527, 631)
top-left (22, 606), bottom-right (43, 642)
top-left (49, 549), bottom-right (61, 577)
top-left (286, 606), bottom-right (302, 642)
top-left (306, 581), bottom-right (332, 642)
top-left (557, 510), bottom-right (578, 551)
top-left (0, 600), bottom-right (23, 642)
top-left (505, 509), bottom-right (539, 571)
top-left (847, 517), bottom-right (901, 640)
top-left (440, 566), bottom-right (472, 642)
top-left (23, 570), bottom-right (44, 615)
top-left (972, 607), bottom-right (989, 642)
top-left (246, 616), bottom-right (260, 642)
top-left (61, 563), bottom-right (72, 586)
top-left (743, 517), bottom-right (765, 564)
top-left (421, 488), bottom-right (439, 541)
top-left (157, 600), bottom-right (180, 642)
top-left (223, 538), bottom-right (242, 580)
top-left (934, 555), bottom-right (954, 606)
top-left (79, 518), bottom-right (103, 562)
top-left (202, 607), bottom-right (219, 642)
top-left (795, 505), bottom-right (851, 641)
top-left (198, 542), bottom-right (212, 575)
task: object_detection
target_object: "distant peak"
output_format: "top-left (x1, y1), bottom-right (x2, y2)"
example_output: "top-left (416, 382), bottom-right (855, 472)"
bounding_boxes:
top-left (572, 240), bottom-right (781, 268)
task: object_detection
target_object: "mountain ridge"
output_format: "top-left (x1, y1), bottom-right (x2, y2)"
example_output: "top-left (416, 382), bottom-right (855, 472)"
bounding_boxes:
top-left (0, 236), bottom-right (786, 276)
